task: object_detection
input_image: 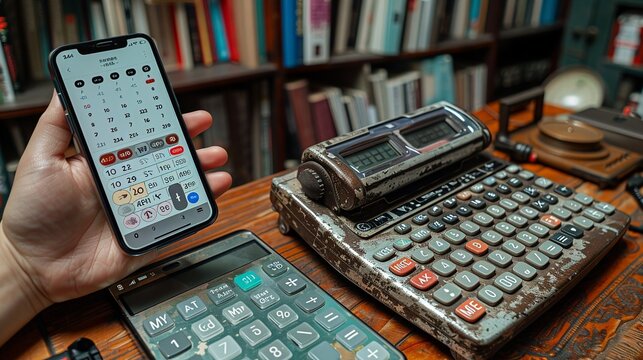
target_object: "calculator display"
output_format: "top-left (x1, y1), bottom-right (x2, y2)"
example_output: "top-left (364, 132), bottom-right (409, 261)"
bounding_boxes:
top-left (53, 36), bottom-right (213, 252)
top-left (402, 121), bottom-right (456, 148)
top-left (343, 142), bottom-right (400, 173)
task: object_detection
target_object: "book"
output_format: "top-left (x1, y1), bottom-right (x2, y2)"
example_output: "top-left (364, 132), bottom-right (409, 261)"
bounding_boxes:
top-left (303, 0), bottom-right (331, 65)
top-left (383, 0), bottom-right (407, 55)
top-left (308, 92), bottom-right (337, 142)
top-left (176, 4), bottom-right (194, 70)
top-left (514, 0), bottom-right (528, 28)
top-left (346, 0), bottom-right (362, 49)
top-left (355, 0), bottom-right (374, 52)
top-left (20, 0), bottom-right (45, 80)
top-left (323, 87), bottom-right (351, 135)
top-left (416, 0), bottom-right (438, 51)
top-left (286, 80), bottom-right (316, 150)
top-left (131, 0), bottom-right (150, 35)
top-left (50, 0), bottom-right (66, 47)
top-left (195, 0), bottom-right (215, 65)
top-left (540, 0), bottom-right (558, 25)
top-left (503, 0), bottom-right (516, 29)
top-left (210, 0), bottom-right (230, 62)
top-left (89, 0), bottom-right (108, 40)
top-left (282, 0), bottom-right (299, 67)
top-left (530, 0), bottom-right (543, 26)
top-left (468, 0), bottom-right (482, 37)
top-left (185, 3), bottom-right (203, 65)
top-left (333, 0), bottom-right (352, 54)
top-left (368, 0), bottom-right (387, 53)
top-left (0, 41), bottom-right (14, 103)
top-left (418, 55), bottom-right (455, 105)
top-left (255, 0), bottom-right (267, 64)
top-left (450, 0), bottom-right (470, 39)
top-left (403, 0), bottom-right (422, 52)
top-left (221, 0), bottom-right (239, 61)
top-left (369, 68), bottom-right (388, 121)
top-left (233, 0), bottom-right (260, 68)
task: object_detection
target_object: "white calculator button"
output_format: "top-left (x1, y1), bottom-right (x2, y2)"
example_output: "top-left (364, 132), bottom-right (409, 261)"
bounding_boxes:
top-left (123, 213), bottom-right (141, 229)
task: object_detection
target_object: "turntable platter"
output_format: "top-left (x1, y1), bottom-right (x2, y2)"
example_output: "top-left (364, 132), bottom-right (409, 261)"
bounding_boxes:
top-left (538, 119), bottom-right (603, 144)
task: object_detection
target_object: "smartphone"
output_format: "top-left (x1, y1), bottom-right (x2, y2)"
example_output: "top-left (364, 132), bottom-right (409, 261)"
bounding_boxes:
top-left (49, 34), bottom-right (217, 254)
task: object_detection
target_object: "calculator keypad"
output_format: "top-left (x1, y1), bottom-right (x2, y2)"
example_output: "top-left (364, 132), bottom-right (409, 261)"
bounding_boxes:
top-left (368, 163), bottom-right (617, 328)
top-left (138, 252), bottom-right (400, 359)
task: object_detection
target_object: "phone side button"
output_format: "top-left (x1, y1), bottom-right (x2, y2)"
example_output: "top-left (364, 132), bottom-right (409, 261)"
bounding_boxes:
top-left (56, 92), bottom-right (68, 111)
top-left (64, 112), bottom-right (75, 134)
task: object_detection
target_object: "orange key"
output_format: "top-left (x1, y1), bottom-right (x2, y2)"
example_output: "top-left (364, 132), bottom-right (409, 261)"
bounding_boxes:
top-left (540, 214), bottom-right (561, 229)
top-left (389, 257), bottom-right (416, 276)
top-left (456, 191), bottom-right (472, 200)
top-left (409, 269), bottom-right (439, 291)
top-left (455, 298), bottom-right (487, 323)
top-left (465, 239), bottom-right (488, 255)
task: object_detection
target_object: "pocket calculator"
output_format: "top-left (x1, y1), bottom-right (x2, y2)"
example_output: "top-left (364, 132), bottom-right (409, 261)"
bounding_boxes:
top-left (270, 102), bottom-right (631, 359)
top-left (109, 230), bottom-right (405, 360)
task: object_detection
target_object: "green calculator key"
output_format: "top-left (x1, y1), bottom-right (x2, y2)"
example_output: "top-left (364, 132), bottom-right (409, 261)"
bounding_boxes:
top-left (235, 270), bottom-right (262, 291)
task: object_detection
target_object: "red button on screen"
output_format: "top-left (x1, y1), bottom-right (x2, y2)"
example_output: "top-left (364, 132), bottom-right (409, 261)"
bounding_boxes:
top-left (169, 146), bottom-right (184, 156)
top-left (100, 153), bottom-right (116, 166)
top-left (117, 148), bottom-right (133, 160)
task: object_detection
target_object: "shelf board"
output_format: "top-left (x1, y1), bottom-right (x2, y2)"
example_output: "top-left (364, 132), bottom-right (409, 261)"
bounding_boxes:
top-left (603, 60), bottom-right (643, 77)
top-left (499, 22), bottom-right (564, 41)
top-left (0, 63), bottom-right (277, 120)
top-left (284, 34), bottom-right (494, 75)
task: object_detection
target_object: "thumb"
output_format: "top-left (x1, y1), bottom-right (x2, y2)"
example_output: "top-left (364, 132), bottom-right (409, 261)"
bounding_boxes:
top-left (23, 91), bottom-right (72, 162)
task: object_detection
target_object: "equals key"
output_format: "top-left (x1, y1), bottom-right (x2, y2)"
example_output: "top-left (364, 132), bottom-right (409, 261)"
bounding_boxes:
top-left (168, 183), bottom-right (187, 210)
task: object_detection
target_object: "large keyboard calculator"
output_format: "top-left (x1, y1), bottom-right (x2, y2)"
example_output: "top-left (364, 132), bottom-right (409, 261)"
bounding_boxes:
top-left (110, 230), bottom-right (405, 360)
top-left (270, 102), bottom-right (631, 359)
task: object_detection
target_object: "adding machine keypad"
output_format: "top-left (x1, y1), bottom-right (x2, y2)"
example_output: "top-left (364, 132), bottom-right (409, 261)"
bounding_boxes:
top-left (368, 162), bottom-right (620, 325)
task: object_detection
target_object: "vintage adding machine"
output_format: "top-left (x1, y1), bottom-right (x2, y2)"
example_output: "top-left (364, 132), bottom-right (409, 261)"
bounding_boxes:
top-left (270, 102), bottom-right (630, 359)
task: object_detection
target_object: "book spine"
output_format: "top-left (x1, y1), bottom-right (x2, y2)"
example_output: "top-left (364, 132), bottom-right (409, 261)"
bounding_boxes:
top-left (296, 0), bottom-right (304, 65)
top-left (131, 0), bottom-right (150, 34)
top-left (221, 0), bottom-right (240, 61)
top-left (346, 0), bottom-right (362, 49)
top-left (385, 0), bottom-right (406, 54)
top-left (21, 0), bottom-right (45, 80)
top-left (176, 4), bottom-right (194, 70)
top-left (469, 0), bottom-right (481, 37)
top-left (169, 4), bottom-right (184, 69)
top-left (89, 0), bottom-right (108, 40)
top-left (185, 4), bottom-right (203, 65)
top-left (355, 0), bottom-right (373, 52)
top-left (333, 0), bottom-right (351, 54)
top-left (0, 43), bottom-right (15, 103)
top-left (303, 0), bottom-right (331, 65)
top-left (195, 0), bottom-right (214, 65)
top-left (255, 0), bottom-right (267, 64)
top-left (282, 0), bottom-right (298, 67)
top-left (209, 0), bottom-right (230, 62)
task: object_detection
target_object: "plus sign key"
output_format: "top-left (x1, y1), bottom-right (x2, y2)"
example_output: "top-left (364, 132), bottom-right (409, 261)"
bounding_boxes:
top-left (295, 291), bottom-right (326, 313)
top-left (168, 183), bottom-right (187, 210)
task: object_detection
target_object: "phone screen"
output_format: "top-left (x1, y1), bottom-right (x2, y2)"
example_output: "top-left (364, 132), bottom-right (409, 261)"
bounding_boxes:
top-left (53, 36), bottom-right (214, 252)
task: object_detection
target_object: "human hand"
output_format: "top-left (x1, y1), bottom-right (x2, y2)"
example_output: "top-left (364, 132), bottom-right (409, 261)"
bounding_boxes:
top-left (0, 93), bottom-right (232, 343)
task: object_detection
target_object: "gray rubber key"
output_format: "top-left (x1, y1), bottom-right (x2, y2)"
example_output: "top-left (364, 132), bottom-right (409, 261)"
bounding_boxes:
top-left (507, 214), bottom-right (528, 228)
top-left (454, 271), bottom-right (480, 290)
top-left (525, 251), bottom-right (549, 269)
top-left (410, 228), bottom-right (431, 243)
top-left (511, 192), bottom-right (530, 204)
top-left (582, 208), bottom-right (605, 222)
top-left (459, 220), bottom-right (481, 236)
top-left (528, 223), bottom-right (550, 238)
top-left (410, 248), bottom-right (434, 264)
top-left (159, 331), bottom-right (191, 359)
top-left (519, 206), bottom-right (539, 219)
top-left (450, 249), bottom-right (474, 266)
top-left (259, 340), bottom-right (292, 360)
top-left (518, 170), bottom-right (534, 180)
top-left (336, 326), bottom-right (367, 351)
top-left (502, 239), bottom-right (526, 256)
top-left (472, 260), bottom-right (496, 278)
top-left (534, 177), bottom-right (553, 189)
top-left (488, 250), bottom-right (512, 268)
top-left (143, 312), bottom-right (174, 337)
top-left (552, 207), bottom-right (572, 221)
top-left (428, 238), bottom-right (451, 254)
top-left (494, 170), bottom-right (508, 179)
top-left (478, 285), bottom-right (503, 306)
top-left (499, 199), bottom-right (519, 212)
top-left (432, 259), bottom-right (457, 276)
top-left (209, 335), bottom-right (242, 360)
top-left (308, 342), bottom-right (340, 360)
top-left (573, 216), bottom-right (594, 230)
top-left (506, 164), bottom-right (521, 173)
top-left (574, 193), bottom-right (594, 205)
top-left (516, 231), bottom-right (538, 246)
top-left (481, 230), bottom-right (503, 246)
top-left (473, 213), bottom-right (494, 227)
top-left (512, 262), bottom-right (537, 280)
top-left (356, 342), bottom-right (390, 360)
top-left (240, 320), bottom-right (272, 346)
top-left (432, 283), bottom-right (462, 305)
top-left (486, 205), bottom-right (506, 219)
top-left (177, 296), bottom-right (207, 320)
top-left (539, 241), bottom-right (563, 259)
top-left (594, 202), bottom-right (615, 215)
top-left (495, 222), bottom-right (516, 236)
top-left (494, 272), bottom-right (522, 294)
top-left (287, 323), bottom-right (319, 349)
top-left (563, 200), bottom-right (582, 213)
top-left (444, 229), bottom-right (467, 244)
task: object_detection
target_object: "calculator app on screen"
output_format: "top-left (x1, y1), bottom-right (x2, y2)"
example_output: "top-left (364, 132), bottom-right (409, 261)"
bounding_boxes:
top-left (53, 36), bottom-right (213, 252)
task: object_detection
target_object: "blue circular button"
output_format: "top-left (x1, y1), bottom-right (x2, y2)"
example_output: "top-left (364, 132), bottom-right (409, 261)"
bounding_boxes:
top-left (187, 192), bottom-right (199, 204)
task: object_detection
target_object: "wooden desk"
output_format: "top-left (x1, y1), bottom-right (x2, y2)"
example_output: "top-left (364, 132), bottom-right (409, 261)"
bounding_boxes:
top-left (1, 104), bottom-right (641, 359)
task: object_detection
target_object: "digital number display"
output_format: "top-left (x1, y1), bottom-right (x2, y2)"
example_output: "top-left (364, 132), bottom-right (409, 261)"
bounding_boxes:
top-left (403, 121), bottom-right (456, 148)
top-left (343, 142), bottom-right (400, 173)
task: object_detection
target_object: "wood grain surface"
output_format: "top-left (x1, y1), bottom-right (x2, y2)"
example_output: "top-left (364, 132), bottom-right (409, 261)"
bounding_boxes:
top-left (1, 104), bottom-right (641, 359)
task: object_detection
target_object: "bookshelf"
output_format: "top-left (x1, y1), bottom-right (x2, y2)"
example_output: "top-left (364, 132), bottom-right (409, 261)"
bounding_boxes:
top-left (0, 0), bottom-right (570, 190)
